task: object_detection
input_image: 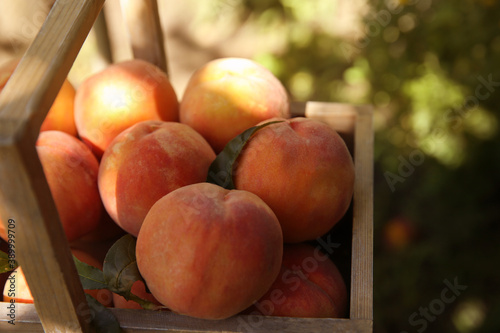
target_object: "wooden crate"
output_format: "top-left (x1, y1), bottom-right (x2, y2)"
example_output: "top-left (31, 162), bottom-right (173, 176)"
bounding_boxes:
top-left (0, 0), bottom-right (373, 332)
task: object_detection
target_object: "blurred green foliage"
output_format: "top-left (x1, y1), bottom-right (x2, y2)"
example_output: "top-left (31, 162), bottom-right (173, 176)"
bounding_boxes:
top-left (210, 0), bottom-right (500, 332)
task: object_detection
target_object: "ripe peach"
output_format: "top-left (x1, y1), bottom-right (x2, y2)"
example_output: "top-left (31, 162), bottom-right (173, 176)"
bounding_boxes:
top-left (2, 267), bottom-right (33, 304)
top-left (35, 130), bottom-right (102, 242)
top-left (233, 117), bottom-right (355, 243)
top-left (98, 120), bottom-right (216, 237)
top-left (246, 243), bottom-right (348, 318)
top-left (74, 59), bottom-right (179, 158)
top-left (3, 249), bottom-right (113, 307)
top-left (136, 182), bottom-right (283, 319)
top-left (112, 280), bottom-right (160, 310)
top-left (0, 58), bottom-right (77, 136)
top-left (179, 57), bottom-right (290, 153)
top-left (39, 79), bottom-right (78, 136)
top-left (0, 220), bottom-right (8, 241)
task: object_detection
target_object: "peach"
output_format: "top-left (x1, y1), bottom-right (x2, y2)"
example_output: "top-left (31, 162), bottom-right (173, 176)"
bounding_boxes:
top-left (74, 59), bottom-right (179, 158)
top-left (2, 267), bottom-right (33, 304)
top-left (112, 280), bottom-right (161, 310)
top-left (0, 220), bottom-right (7, 241)
top-left (246, 243), bottom-right (348, 318)
top-left (98, 120), bottom-right (216, 237)
top-left (39, 79), bottom-right (78, 136)
top-left (179, 57), bottom-right (290, 153)
top-left (35, 130), bottom-right (102, 242)
top-left (233, 117), bottom-right (355, 243)
top-left (0, 58), bottom-right (77, 136)
top-left (3, 249), bottom-right (113, 307)
top-left (136, 182), bottom-right (283, 319)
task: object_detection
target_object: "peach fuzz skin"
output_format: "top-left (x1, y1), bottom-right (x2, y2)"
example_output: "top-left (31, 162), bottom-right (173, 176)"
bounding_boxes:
top-left (234, 117), bottom-right (355, 243)
top-left (180, 57), bottom-right (290, 153)
top-left (136, 182), bottom-right (283, 320)
top-left (98, 120), bottom-right (216, 237)
top-left (39, 79), bottom-right (78, 136)
top-left (34, 130), bottom-right (102, 242)
top-left (0, 58), bottom-right (77, 136)
top-left (74, 59), bottom-right (179, 158)
top-left (245, 243), bottom-right (348, 318)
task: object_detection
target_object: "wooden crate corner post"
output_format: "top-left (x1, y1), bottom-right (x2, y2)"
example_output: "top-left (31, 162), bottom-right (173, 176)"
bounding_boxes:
top-left (0, 0), bottom-right (105, 332)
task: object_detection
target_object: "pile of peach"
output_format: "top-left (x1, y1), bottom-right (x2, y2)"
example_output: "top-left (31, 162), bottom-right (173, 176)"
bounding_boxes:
top-left (0, 57), bottom-right (354, 320)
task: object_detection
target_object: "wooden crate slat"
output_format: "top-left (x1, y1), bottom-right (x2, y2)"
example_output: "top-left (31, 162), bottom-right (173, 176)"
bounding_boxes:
top-left (103, 0), bottom-right (168, 74)
top-left (350, 106), bottom-right (374, 320)
top-left (0, 304), bottom-right (373, 333)
top-left (0, 0), bottom-right (105, 332)
top-left (103, 0), bottom-right (134, 63)
top-left (112, 310), bottom-right (373, 333)
top-left (121, 0), bottom-right (168, 73)
top-left (304, 102), bottom-right (373, 325)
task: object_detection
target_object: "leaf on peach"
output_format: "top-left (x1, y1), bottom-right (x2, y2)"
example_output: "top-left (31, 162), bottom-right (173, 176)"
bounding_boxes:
top-left (102, 234), bottom-right (161, 310)
top-left (206, 120), bottom-right (283, 189)
top-left (103, 234), bottom-right (141, 293)
top-left (73, 255), bottom-right (108, 290)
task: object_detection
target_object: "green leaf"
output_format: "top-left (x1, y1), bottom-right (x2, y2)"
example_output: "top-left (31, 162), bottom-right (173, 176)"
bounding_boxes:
top-left (103, 234), bottom-right (142, 293)
top-left (0, 250), bottom-right (17, 274)
top-left (103, 234), bottom-right (160, 310)
top-left (73, 255), bottom-right (108, 290)
top-left (85, 294), bottom-right (122, 333)
top-left (206, 120), bottom-right (284, 189)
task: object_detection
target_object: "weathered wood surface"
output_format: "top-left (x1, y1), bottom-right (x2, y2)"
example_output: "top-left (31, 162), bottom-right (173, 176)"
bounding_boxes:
top-left (103, 0), bottom-right (168, 73)
top-left (0, 303), bottom-right (373, 332)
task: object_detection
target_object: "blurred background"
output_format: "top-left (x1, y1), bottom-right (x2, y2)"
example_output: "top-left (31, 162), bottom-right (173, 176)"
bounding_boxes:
top-left (1, 0), bottom-right (499, 332)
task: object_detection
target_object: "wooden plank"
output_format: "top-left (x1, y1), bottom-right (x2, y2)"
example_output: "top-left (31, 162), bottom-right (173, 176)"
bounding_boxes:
top-left (305, 102), bottom-right (373, 328)
top-left (0, 0), bottom-right (105, 332)
top-left (304, 102), bottom-right (357, 136)
top-left (103, 0), bottom-right (134, 63)
top-left (0, 304), bottom-right (44, 332)
top-left (120, 0), bottom-right (168, 74)
top-left (104, 0), bottom-right (168, 73)
top-left (114, 310), bottom-right (373, 333)
top-left (0, 303), bottom-right (372, 333)
top-left (349, 106), bottom-right (374, 321)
